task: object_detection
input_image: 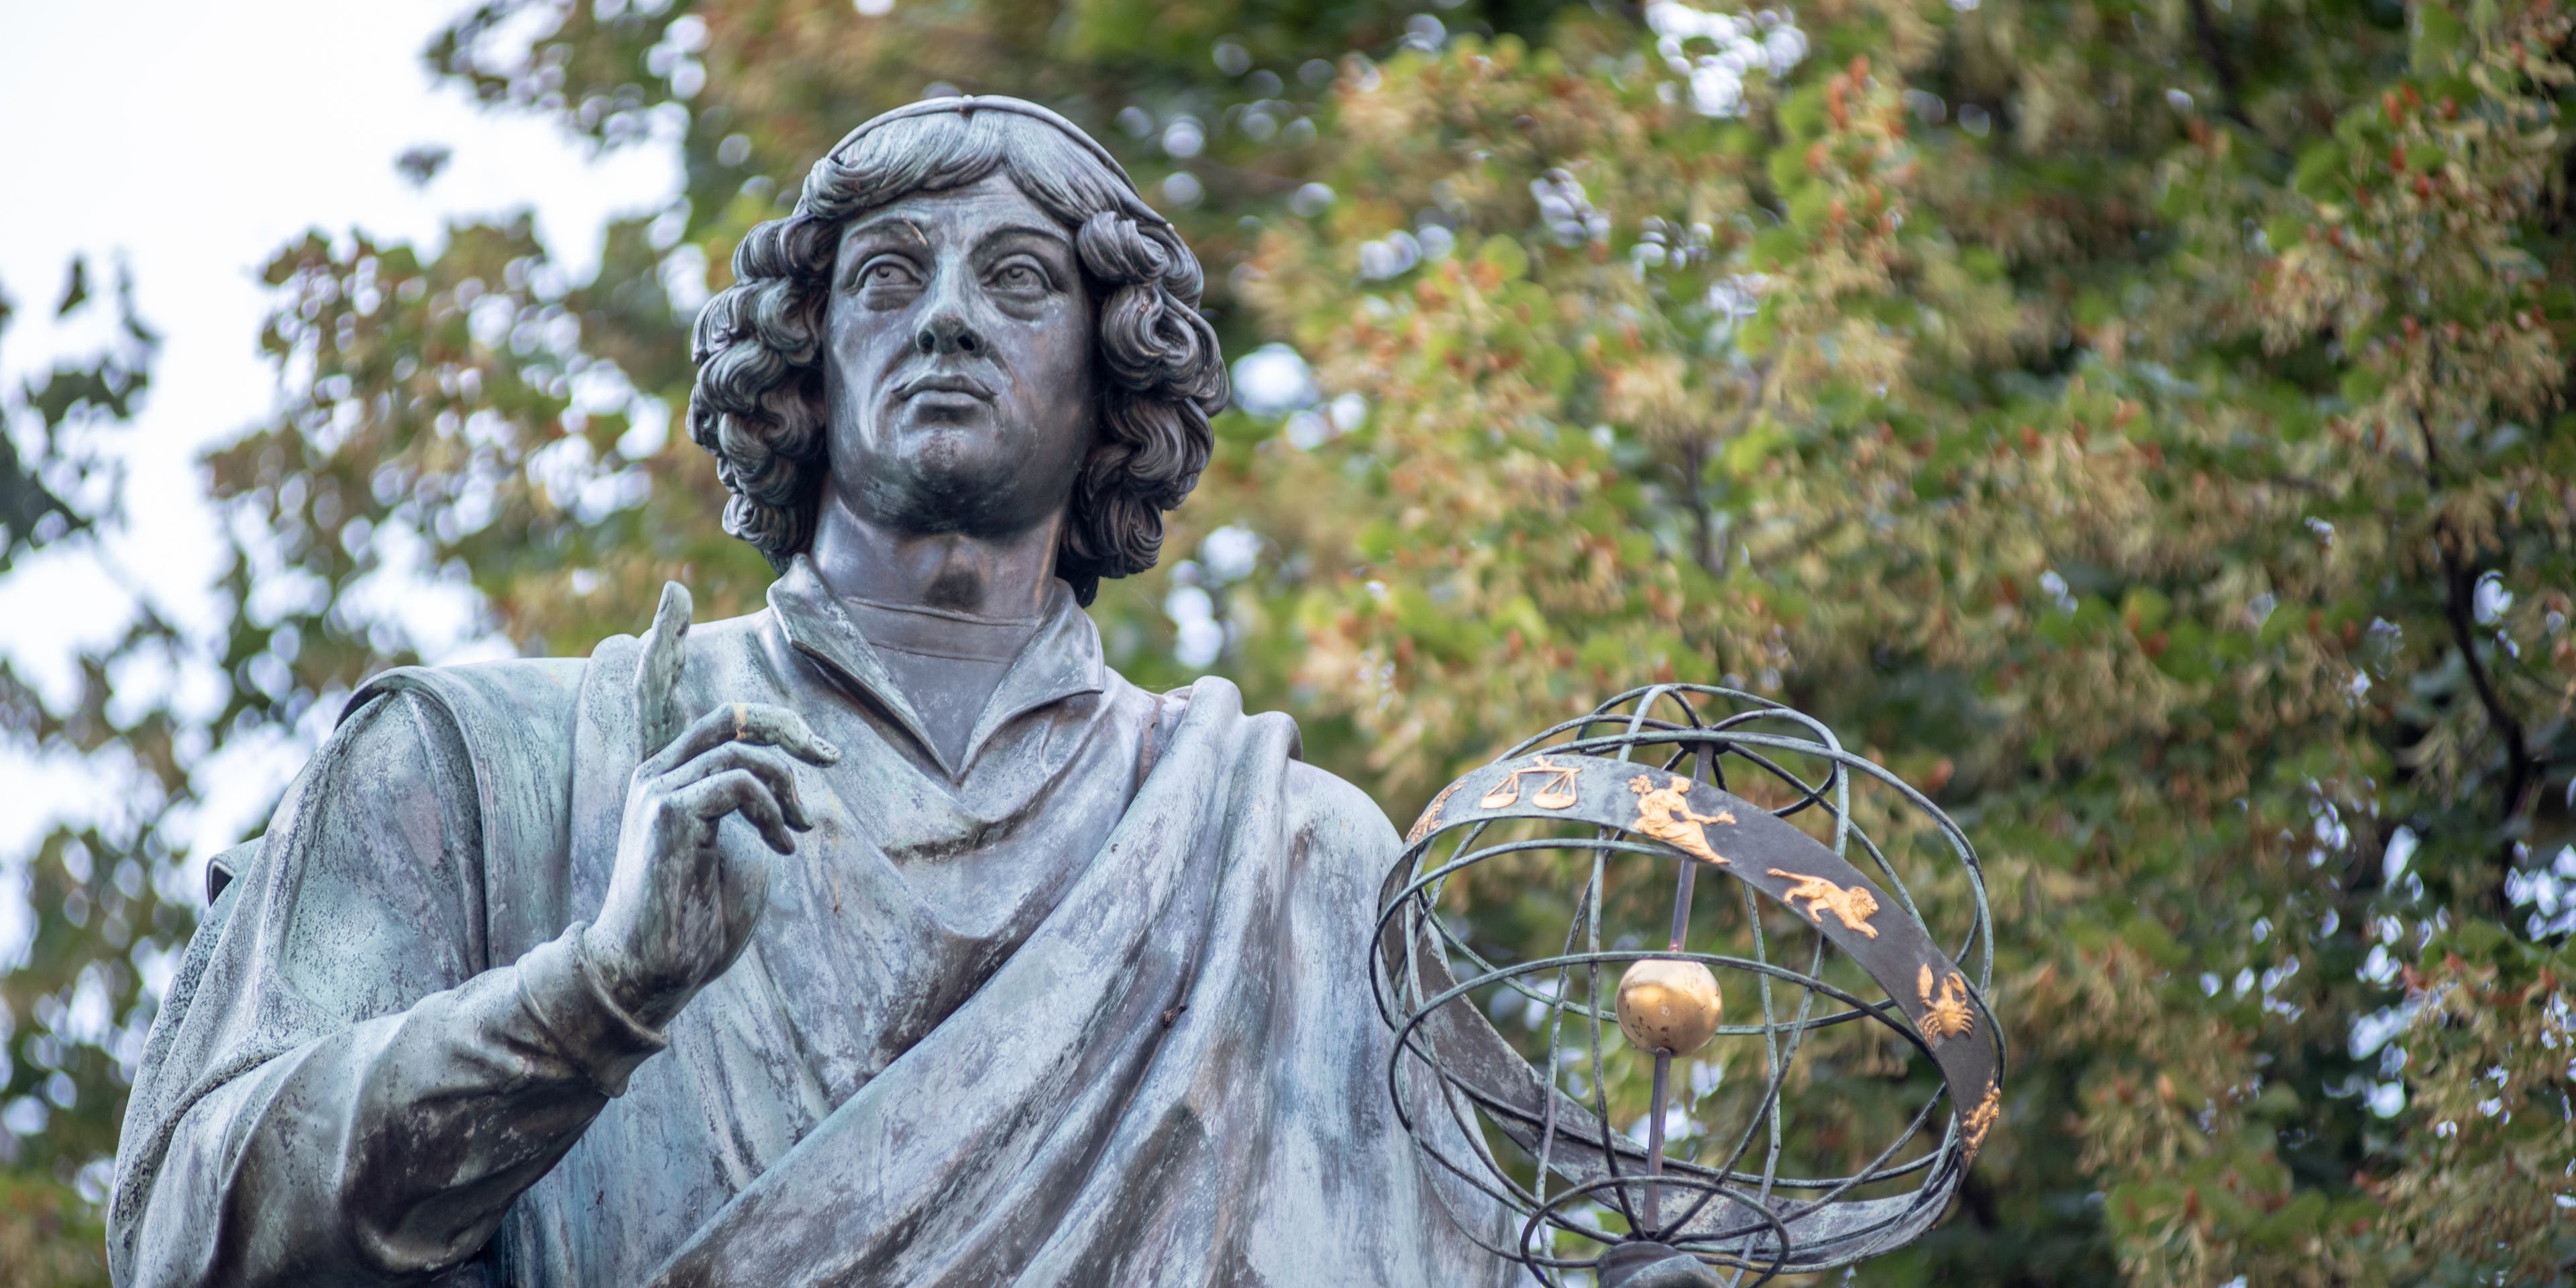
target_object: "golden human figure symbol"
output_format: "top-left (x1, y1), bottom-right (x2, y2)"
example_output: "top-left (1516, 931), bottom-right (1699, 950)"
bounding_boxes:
top-left (1625, 775), bottom-right (1735, 865)
top-left (1479, 755), bottom-right (1581, 810)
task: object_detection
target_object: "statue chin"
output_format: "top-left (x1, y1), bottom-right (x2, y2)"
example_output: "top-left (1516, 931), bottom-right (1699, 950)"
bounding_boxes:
top-left (820, 382), bottom-right (1083, 537)
top-left (844, 431), bottom-right (1053, 535)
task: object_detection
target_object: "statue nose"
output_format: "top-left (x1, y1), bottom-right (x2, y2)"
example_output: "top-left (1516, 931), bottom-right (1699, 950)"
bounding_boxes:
top-left (914, 313), bottom-right (983, 356)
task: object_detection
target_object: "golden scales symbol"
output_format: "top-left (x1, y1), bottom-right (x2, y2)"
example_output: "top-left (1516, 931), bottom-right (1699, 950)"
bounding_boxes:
top-left (1479, 755), bottom-right (1582, 810)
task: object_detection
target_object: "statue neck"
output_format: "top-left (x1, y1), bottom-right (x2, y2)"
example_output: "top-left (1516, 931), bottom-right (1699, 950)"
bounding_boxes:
top-left (804, 484), bottom-right (1066, 620)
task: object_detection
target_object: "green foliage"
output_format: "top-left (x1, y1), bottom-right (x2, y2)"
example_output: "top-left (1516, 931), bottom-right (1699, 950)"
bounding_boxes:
top-left (6, 0), bottom-right (2575, 1283)
top-left (0, 1172), bottom-right (108, 1288)
top-left (0, 262), bottom-right (154, 575)
top-left (1230, 3), bottom-right (2576, 1282)
top-left (0, 261), bottom-right (182, 1276)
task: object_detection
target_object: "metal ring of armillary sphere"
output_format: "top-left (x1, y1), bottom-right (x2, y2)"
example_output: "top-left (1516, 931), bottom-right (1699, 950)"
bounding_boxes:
top-left (1372, 685), bottom-right (2002, 1287)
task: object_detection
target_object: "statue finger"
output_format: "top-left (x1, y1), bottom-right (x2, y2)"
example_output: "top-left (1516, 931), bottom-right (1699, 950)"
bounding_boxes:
top-left (676, 768), bottom-right (798, 855)
top-left (634, 582), bottom-right (694, 759)
top-left (718, 816), bottom-right (775, 936)
top-left (649, 702), bottom-right (840, 775)
top-left (661, 742), bottom-right (815, 833)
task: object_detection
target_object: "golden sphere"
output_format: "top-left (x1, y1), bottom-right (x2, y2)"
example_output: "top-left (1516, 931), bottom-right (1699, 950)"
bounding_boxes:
top-left (1615, 958), bottom-right (1723, 1057)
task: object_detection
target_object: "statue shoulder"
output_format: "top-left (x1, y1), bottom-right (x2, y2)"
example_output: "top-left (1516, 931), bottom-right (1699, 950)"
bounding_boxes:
top-left (345, 654), bottom-right (591, 745)
top-left (1189, 675), bottom-right (1397, 854)
top-left (1285, 757), bottom-right (1402, 850)
top-left (338, 655), bottom-right (593, 935)
top-left (337, 604), bottom-right (778, 805)
top-left (1142, 673), bottom-right (1395, 845)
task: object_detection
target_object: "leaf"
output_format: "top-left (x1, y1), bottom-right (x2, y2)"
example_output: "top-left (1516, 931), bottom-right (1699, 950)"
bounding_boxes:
top-left (54, 258), bottom-right (89, 317)
top-left (2294, 141), bottom-right (2349, 201)
top-left (2412, 3), bottom-right (2466, 74)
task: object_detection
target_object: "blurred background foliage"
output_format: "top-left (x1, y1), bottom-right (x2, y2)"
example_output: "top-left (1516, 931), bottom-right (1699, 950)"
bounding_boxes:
top-left (5, 0), bottom-right (2576, 1283)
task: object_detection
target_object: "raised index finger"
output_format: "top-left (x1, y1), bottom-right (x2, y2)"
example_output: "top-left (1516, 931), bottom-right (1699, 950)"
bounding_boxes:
top-left (633, 582), bottom-right (693, 759)
top-left (647, 702), bottom-right (841, 775)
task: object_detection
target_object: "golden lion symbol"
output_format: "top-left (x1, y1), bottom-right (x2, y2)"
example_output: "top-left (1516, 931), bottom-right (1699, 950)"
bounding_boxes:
top-left (1766, 869), bottom-right (1881, 938)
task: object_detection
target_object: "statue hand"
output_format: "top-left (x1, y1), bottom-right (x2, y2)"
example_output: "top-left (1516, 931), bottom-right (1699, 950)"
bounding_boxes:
top-left (586, 701), bottom-right (839, 1028)
top-left (582, 584), bottom-right (837, 1030)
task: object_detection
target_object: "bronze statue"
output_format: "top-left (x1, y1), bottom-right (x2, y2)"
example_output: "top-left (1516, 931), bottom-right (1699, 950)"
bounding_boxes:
top-left (109, 98), bottom-right (1514, 1288)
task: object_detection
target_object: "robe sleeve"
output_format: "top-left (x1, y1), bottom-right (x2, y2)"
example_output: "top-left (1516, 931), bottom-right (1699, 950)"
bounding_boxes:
top-left (109, 688), bottom-right (667, 1288)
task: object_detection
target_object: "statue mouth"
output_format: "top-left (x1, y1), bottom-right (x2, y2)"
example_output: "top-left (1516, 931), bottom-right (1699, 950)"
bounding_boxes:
top-left (897, 372), bottom-right (998, 402)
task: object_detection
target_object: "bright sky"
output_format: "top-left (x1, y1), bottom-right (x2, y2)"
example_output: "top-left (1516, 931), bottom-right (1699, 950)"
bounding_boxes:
top-left (0, 0), bottom-right (680, 919)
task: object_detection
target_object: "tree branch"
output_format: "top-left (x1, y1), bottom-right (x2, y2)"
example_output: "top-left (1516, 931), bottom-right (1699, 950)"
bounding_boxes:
top-left (2416, 407), bottom-right (2542, 863)
top-left (2184, 0), bottom-right (2260, 133)
top-left (2438, 540), bottom-right (2541, 841)
top-left (1689, 359), bottom-right (1768, 580)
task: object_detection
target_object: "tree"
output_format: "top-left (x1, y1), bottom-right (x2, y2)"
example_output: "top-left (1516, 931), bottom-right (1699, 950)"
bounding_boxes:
top-left (5, 0), bottom-right (2573, 1283)
top-left (1235, 3), bottom-right (2576, 1282)
top-left (0, 260), bottom-right (169, 1288)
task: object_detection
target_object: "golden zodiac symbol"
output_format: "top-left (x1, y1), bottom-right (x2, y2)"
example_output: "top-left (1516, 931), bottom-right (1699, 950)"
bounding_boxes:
top-left (1405, 780), bottom-right (1464, 845)
top-left (1961, 1076), bottom-right (2002, 1160)
top-left (1918, 965), bottom-right (1976, 1045)
top-left (1767, 869), bottom-right (1881, 938)
top-left (1479, 755), bottom-right (1581, 810)
top-left (1626, 775), bottom-right (1735, 865)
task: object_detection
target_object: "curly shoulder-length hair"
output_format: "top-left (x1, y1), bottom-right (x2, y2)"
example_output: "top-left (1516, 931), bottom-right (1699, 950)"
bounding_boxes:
top-left (686, 98), bottom-right (1227, 605)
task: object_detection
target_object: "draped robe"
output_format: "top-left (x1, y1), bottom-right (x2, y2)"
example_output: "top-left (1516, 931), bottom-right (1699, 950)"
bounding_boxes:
top-left (109, 559), bottom-right (1512, 1287)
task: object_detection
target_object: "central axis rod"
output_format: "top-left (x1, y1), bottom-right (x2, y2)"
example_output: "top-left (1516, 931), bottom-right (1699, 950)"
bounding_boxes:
top-left (1640, 743), bottom-right (1715, 1234)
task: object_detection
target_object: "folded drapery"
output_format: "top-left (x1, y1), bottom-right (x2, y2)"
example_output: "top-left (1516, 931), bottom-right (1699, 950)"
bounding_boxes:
top-left (111, 569), bottom-right (1511, 1288)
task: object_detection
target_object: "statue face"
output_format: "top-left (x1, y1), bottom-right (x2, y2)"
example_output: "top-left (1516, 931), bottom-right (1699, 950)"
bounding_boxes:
top-left (821, 171), bottom-right (1099, 539)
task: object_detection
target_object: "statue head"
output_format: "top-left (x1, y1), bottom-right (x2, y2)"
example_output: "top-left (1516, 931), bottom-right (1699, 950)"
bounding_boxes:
top-left (686, 97), bottom-right (1226, 604)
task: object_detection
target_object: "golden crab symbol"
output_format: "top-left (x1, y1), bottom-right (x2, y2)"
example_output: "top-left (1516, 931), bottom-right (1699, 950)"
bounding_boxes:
top-left (1917, 965), bottom-right (1977, 1046)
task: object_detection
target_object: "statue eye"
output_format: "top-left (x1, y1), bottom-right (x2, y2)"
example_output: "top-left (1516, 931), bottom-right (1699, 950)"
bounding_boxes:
top-left (989, 260), bottom-right (1049, 291)
top-left (857, 258), bottom-right (920, 290)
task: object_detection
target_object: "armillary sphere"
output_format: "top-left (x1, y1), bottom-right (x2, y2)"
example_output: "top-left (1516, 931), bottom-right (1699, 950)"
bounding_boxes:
top-left (1372, 684), bottom-right (2001, 1287)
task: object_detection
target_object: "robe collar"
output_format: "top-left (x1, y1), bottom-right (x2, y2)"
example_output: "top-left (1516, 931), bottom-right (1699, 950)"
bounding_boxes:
top-left (766, 554), bottom-right (1109, 778)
